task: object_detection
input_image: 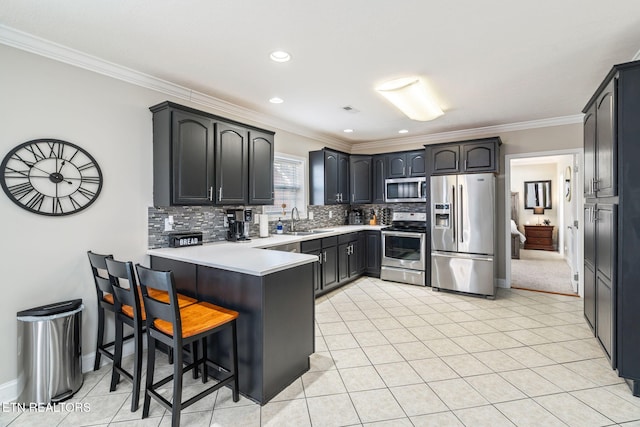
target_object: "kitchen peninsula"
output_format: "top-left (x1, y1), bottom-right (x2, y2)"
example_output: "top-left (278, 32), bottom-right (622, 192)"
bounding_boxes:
top-left (147, 237), bottom-right (317, 404)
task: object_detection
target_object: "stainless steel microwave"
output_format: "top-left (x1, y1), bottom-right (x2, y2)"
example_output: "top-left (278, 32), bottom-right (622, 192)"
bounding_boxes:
top-left (384, 177), bottom-right (427, 203)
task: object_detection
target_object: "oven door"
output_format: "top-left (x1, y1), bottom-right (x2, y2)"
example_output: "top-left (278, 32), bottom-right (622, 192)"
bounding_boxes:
top-left (381, 231), bottom-right (426, 271)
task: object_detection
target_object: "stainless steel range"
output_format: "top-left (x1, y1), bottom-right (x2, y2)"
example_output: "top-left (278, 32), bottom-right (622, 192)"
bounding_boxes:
top-left (380, 212), bottom-right (427, 286)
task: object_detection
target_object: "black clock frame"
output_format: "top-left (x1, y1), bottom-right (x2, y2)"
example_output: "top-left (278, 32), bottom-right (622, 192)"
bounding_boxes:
top-left (1, 139), bottom-right (103, 216)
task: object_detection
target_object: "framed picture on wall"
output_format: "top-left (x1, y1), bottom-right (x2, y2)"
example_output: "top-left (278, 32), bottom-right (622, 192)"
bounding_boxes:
top-left (524, 180), bottom-right (552, 209)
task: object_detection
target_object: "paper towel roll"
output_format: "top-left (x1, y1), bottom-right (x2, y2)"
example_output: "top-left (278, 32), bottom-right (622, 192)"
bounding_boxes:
top-left (259, 214), bottom-right (270, 237)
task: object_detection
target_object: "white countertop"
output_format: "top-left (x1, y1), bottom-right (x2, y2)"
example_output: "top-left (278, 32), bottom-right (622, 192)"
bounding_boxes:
top-left (147, 224), bottom-right (385, 276)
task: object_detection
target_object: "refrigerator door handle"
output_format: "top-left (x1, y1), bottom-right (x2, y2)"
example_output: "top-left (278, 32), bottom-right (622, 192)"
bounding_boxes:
top-left (432, 252), bottom-right (493, 262)
top-left (459, 184), bottom-right (464, 243)
top-left (451, 185), bottom-right (456, 242)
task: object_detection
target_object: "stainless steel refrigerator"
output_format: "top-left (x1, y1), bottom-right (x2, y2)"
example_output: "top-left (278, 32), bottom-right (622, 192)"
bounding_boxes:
top-left (430, 173), bottom-right (496, 297)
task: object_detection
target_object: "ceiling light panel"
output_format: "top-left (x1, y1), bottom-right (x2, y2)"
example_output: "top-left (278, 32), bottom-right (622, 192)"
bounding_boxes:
top-left (376, 77), bottom-right (444, 121)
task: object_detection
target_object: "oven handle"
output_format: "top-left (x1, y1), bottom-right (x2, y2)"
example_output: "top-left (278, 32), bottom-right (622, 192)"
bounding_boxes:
top-left (381, 231), bottom-right (425, 239)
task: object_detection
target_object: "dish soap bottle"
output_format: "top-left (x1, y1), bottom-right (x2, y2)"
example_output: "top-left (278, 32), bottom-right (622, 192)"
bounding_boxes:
top-left (276, 218), bottom-right (283, 234)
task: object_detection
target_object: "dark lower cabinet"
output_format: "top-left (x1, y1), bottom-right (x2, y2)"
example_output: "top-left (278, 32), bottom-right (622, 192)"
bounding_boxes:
top-left (304, 231), bottom-right (374, 296)
top-left (365, 231), bottom-right (381, 277)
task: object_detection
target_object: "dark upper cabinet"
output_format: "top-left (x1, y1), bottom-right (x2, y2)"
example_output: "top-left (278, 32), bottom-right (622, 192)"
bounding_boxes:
top-left (151, 106), bottom-right (215, 206)
top-left (386, 150), bottom-right (426, 178)
top-left (248, 130), bottom-right (274, 205)
top-left (461, 141), bottom-right (497, 172)
top-left (309, 149), bottom-right (350, 205)
top-left (595, 81), bottom-right (616, 198)
top-left (430, 145), bottom-right (460, 174)
top-left (215, 122), bottom-right (248, 205)
top-left (150, 101), bottom-right (274, 207)
top-left (428, 137), bottom-right (501, 175)
top-left (372, 155), bottom-right (386, 204)
top-left (583, 104), bottom-right (596, 197)
top-left (350, 156), bottom-right (372, 204)
top-left (170, 110), bottom-right (214, 205)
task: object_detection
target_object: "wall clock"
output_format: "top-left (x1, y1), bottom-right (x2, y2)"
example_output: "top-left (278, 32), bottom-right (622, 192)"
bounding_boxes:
top-left (1, 139), bottom-right (103, 216)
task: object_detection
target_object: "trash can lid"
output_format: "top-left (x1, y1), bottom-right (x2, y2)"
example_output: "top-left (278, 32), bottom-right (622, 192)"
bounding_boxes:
top-left (17, 299), bottom-right (83, 317)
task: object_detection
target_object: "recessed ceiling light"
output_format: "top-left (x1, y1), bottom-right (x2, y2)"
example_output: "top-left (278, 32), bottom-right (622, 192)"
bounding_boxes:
top-left (270, 51), bottom-right (291, 62)
top-left (398, 129), bottom-right (409, 134)
top-left (343, 129), bottom-right (354, 133)
top-left (269, 97), bottom-right (284, 104)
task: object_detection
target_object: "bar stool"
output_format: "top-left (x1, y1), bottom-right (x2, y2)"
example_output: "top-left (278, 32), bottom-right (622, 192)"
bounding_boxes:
top-left (135, 264), bottom-right (239, 427)
top-left (105, 259), bottom-right (200, 412)
top-left (87, 251), bottom-right (134, 371)
top-left (105, 258), bottom-right (147, 412)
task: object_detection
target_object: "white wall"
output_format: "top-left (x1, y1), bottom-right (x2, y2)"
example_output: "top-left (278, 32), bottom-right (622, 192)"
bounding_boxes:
top-left (0, 45), bottom-right (331, 392)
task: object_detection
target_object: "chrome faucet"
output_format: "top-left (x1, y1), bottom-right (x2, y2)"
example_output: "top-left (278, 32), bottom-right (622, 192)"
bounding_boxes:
top-left (291, 207), bottom-right (300, 232)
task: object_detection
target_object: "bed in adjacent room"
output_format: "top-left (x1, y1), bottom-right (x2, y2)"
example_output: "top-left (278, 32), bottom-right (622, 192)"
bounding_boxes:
top-left (511, 192), bottom-right (526, 259)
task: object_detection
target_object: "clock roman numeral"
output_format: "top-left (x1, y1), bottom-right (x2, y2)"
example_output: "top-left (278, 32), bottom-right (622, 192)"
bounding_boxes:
top-left (81, 176), bottom-right (101, 184)
top-left (24, 143), bottom-right (47, 162)
top-left (47, 141), bottom-right (65, 159)
top-left (69, 195), bottom-right (82, 210)
top-left (53, 197), bottom-right (64, 214)
top-left (25, 191), bottom-right (45, 211)
top-left (8, 181), bottom-right (34, 199)
top-left (77, 186), bottom-right (96, 200)
top-left (5, 167), bottom-right (30, 178)
top-left (10, 153), bottom-right (34, 168)
top-left (77, 162), bottom-right (96, 172)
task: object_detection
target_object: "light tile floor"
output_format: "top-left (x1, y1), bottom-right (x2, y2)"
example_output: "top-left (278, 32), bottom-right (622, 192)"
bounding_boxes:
top-left (4, 277), bottom-right (640, 426)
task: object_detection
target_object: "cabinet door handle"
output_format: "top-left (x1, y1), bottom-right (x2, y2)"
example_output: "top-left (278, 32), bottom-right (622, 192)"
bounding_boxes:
top-left (455, 160), bottom-right (459, 170)
top-left (218, 187), bottom-right (223, 201)
top-left (593, 208), bottom-right (599, 222)
top-left (352, 193), bottom-right (355, 202)
top-left (208, 186), bottom-right (213, 201)
top-left (403, 166), bottom-right (406, 176)
top-left (318, 253), bottom-right (322, 264)
top-left (465, 160), bottom-right (468, 170)
top-left (593, 178), bottom-right (599, 193)
top-left (323, 251), bottom-right (327, 262)
top-left (408, 166), bottom-right (411, 176)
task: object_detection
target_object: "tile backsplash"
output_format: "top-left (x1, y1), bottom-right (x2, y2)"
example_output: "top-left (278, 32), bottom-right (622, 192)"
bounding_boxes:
top-left (148, 203), bottom-right (427, 248)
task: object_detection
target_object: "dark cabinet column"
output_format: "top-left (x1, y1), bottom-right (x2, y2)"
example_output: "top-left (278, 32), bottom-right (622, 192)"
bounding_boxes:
top-left (248, 131), bottom-right (274, 205)
top-left (215, 123), bottom-right (248, 204)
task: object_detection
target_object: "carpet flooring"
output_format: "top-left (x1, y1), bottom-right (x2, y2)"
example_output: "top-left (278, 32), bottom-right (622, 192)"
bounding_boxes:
top-left (511, 249), bottom-right (576, 295)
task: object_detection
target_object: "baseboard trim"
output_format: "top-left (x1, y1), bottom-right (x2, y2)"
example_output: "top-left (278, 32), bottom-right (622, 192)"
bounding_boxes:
top-left (0, 340), bottom-right (136, 403)
top-left (510, 286), bottom-right (580, 297)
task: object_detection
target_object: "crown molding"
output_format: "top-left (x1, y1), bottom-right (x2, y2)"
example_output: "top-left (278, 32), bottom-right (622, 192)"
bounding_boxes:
top-left (351, 114), bottom-right (584, 152)
top-left (633, 47), bottom-right (640, 61)
top-left (0, 24), bottom-right (349, 151)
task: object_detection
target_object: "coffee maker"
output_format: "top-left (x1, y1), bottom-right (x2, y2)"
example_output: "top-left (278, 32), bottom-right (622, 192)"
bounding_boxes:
top-left (226, 209), bottom-right (252, 241)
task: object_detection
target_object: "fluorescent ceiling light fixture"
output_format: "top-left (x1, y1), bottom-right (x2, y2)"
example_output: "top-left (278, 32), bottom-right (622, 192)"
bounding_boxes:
top-left (343, 129), bottom-right (354, 133)
top-left (376, 77), bottom-right (444, 121)
top-left (270, 51), bottom-right (291, 62)
top-left (398, 129), bottom-right (409, 134)
top-left (269, 97), bottom-right (284, 104)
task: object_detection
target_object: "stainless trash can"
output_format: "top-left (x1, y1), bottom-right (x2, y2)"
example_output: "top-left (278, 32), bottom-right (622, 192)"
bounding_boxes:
top-left (17, 299), bottom-right (84, 404)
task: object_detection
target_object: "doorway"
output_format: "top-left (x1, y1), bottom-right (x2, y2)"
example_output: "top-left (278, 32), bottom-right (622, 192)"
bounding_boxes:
top-left (505, 149), bottom-right (583, 296)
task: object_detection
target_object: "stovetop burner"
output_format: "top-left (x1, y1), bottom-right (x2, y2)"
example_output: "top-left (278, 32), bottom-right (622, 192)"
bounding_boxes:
top-left (382, 212), bottom-right (428, 233)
